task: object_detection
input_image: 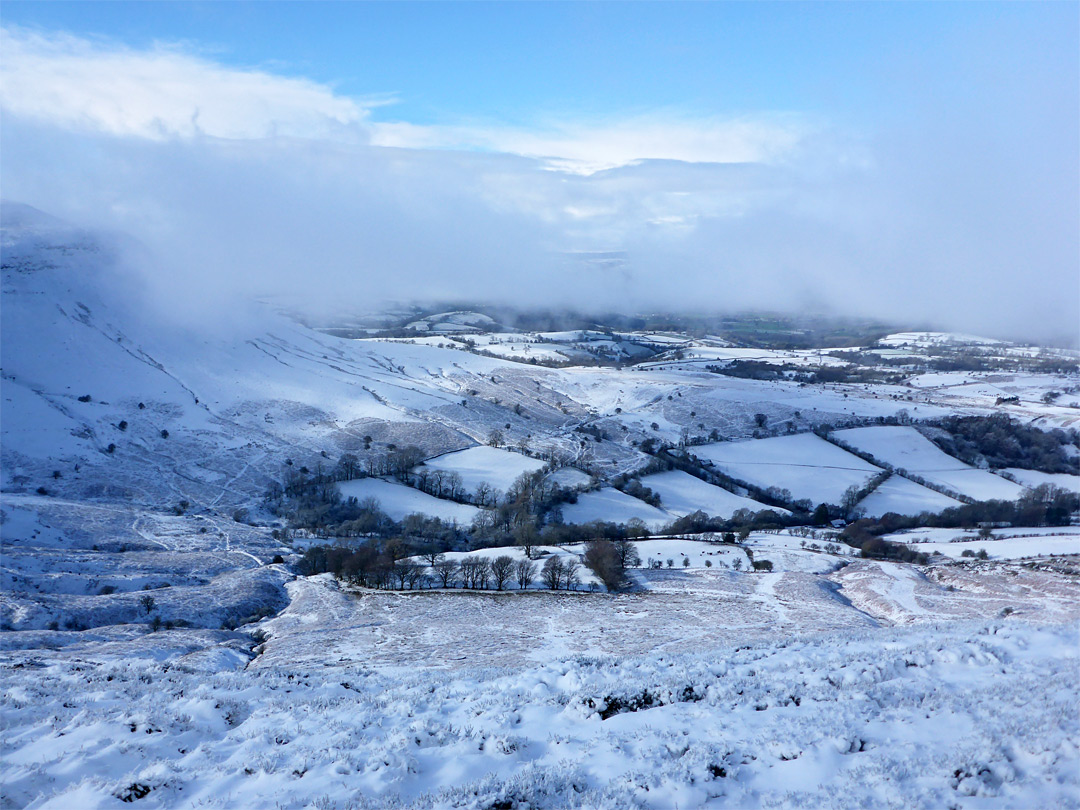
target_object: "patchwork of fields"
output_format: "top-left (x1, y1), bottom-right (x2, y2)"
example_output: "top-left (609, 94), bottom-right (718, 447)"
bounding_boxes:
top-left (331, 424), bottom-right (1072, 529)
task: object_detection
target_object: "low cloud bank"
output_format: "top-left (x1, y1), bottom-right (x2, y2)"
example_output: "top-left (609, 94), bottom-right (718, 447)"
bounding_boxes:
top-left (2, 26), bottom-right (1076, 344)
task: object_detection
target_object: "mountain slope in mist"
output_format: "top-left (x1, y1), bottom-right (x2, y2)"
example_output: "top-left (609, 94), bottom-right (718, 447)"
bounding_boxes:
top-left (0, 203), bottom-right (594, 509)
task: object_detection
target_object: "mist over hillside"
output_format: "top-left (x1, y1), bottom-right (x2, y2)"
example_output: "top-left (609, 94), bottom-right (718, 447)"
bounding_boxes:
top-left (1, 16), bottom-right (1077, 345)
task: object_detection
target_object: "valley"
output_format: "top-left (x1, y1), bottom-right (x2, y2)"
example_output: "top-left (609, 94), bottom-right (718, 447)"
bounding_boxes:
top-left (2, 205), bottom-right (1078, 809)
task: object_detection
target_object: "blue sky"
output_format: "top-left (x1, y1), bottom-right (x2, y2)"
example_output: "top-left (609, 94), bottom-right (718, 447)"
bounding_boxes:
top-left (4, 2), bottom-right (1074, 127)
top-left (0, 2), bottom-right (1077, 341)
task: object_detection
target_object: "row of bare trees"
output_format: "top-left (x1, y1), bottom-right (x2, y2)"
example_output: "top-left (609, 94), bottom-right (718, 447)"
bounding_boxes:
top-left (301, 545), bottom-right (596, 591)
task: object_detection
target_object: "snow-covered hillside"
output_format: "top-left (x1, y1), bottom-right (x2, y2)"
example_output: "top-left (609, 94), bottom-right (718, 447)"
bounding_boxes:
top-left (337, 478), bottom-right (481, 523)
top-left (560, 486), bottom-right (672, 529)
top-left (692, 433), bottom-right (882, 505)
top-left (4, 205), bottom-right (1079, 810)
top-left (640, 469), bottom-right (781, 518)
top-left (833, 426), bottom-right (1027, 501)
top-left (857, 474), bottom-right (963, 518)
top-left (420, 446), bottom-right (547, 494)
top-left (3, 610), bottom-right (1077, 810)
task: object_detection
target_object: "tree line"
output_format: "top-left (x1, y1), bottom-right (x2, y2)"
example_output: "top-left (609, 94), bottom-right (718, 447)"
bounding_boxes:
top-left (298, 537), bottom-right (642, 593)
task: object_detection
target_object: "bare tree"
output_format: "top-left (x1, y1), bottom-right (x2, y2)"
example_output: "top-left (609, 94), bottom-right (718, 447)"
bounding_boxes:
top-left (421, 546), bottom-right (445, 568)
top-left (471, 508), bottom-right (498, 536)
top-left (514, 523), bottom-right (540, 560)
top-left (405, 564), bottom-right (427, 590)
top-left (393, 560), bottom-right (419, 589)
top-left (459, 558), bottom-right (478, 589)
top-left (541, 556), bottom-right (564, 590)
top-left (138, 594), bottom-right (156, 615)
top-left (562, 558), bottom-right (581, 591)
top-left (474, 482), bottom-right (495, 508)
top-left (490, 555), bottom-right (514, 590)
top-left (444, 471), bottom-right (465, 502)
top-left (430, 469), bottom-right (447, 498)
top-left (384, 537), bottom-right (409, 563)
top-left (335, 453), bottom-right (360, 480)
top-left (841, 484), bottom-right (862, 517)
top-left (474, 558), bottom-right (491, 590)
top-left (514, 557), bottom-right (537, 590)
top-left (434, 558), bottom-right (459, 588)
top-left (390, 445), bottom-right (424, 480)
top-left (612, 538), bottom-right (641, 571)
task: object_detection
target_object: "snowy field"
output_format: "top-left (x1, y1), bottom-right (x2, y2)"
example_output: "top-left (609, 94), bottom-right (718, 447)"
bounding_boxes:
top-left (639, 469), bottom-right (781, 518)
top-left (857, 475), bottom-right (963, 518)
top-left (337, 478), bottom-right (481, 523)
top-left (692, 433), bottom-right (882, 505)
top-left (833, 426), bottom-right (1027, 501)
top-left (559, 487), bottom-right (672, 529)
top-left (545, 467), bottom-right (592, 489)
top-left (419, 446), bottom-right (547, 494)
top-left (909, 534), bottom-right (1080, 561)
top-left (1003, 468), bottom-right (1080, 494)
top-left (881, 527), bottom-right (1080, 561)
top-left (3, 589), bottom-right (1077, 809)
top-left (637, 345), bottom-right (853, 371)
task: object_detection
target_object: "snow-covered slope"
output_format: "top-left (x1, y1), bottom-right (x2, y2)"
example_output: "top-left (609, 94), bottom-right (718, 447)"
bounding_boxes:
top-left (336, 477), bottom-right (481, 523)
top-left (1003, 468), bottom-right (1080, 494)
top-left (4, 206), bottom-right (1078, 810)
top-left (560, 487), bottom-right (672, 529)
top-left (857, 475), bottom-right (964, 518)
top-left (640, 469), bottom-right (783, 518)
top-left (419, 446), bottom-right (547, 494)
top-left (0, 204), bottom-right (583, 510)
top-left (692, 433), bottom-right (883, 506)
top-left (833, 426), bottom-right (1027, 501)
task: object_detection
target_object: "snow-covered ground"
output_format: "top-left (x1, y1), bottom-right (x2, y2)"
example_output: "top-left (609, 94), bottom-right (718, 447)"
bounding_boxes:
top-left (337, 478), bottom-right (481, 523)
top-left (4, 207), bottom-right (1079, 809)
top-left (638, 344), bottom-right (854, 372)
top-left (833, 426), bottom-right (1027, 501)
top-left (857, 474), bottom-right (964, 518)
top-left (877, 331), bottom-right (1007, 348)
top-left (1003, 468), bottom-right (1080, 493)
top-left (910, 534), bottom-right (1079, 561)
top-left (692, 433), bottom-right (882, 505)
top-left (640, 469), bottom-right (782, 518)
top-left (560, 487), bottom-right (672, 529)
top-left (419, 446), bottom-right (547, 494)
top-left (881, 526), bottom-right (1080, 561)
top-left (545, 467), bottom-right (592, 489)
top-left (3, 594), bottom-right (1077, 809)
top-left (632, 537), bottom-right (752, 570)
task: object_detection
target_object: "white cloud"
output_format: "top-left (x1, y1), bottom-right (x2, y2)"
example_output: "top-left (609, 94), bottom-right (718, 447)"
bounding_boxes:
top-left (0, 27), bottom-right (809, 172)
top-left (371, 115), bottom-right (809, 174)
top-left (0, 26), bottom-right (368, 140)
top-left (0, 26), bottom-right (1075, 344)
